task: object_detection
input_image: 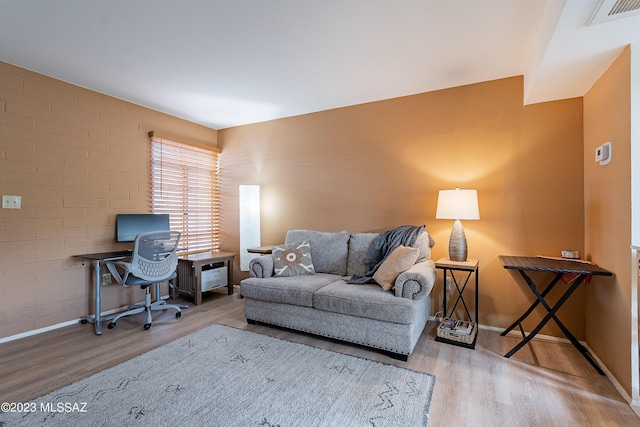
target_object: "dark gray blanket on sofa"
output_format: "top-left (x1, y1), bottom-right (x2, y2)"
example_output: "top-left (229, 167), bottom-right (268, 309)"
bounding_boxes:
top-left (346, 224), bottom-right (425, 284)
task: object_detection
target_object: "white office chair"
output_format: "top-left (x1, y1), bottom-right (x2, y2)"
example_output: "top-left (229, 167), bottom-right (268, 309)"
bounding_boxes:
top-left (106, 230), bottom-right (182, 330)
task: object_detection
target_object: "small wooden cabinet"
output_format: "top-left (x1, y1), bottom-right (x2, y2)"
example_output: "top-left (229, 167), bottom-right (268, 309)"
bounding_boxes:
top-left (175, 251), bottom-right (235, 305)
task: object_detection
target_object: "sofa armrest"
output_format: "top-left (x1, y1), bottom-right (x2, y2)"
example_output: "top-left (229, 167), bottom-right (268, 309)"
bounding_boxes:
top-left (394, 259), bottom-right (436, 300)
top-left (249, 255), bottom-right (274, 278)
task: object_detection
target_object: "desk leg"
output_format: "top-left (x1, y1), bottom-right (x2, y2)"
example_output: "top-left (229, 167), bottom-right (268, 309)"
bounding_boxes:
top-left (93, 260), bottom-right (102, 335)
top-left (227, 259), bottom-right (234, 295)
top-left (80, 260), bottom-right (103, 335)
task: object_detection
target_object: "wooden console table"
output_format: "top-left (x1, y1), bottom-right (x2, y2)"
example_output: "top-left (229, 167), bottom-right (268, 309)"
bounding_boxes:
top-left (175, 251), bottom-right (235, 305)
top-left (499, 255), bottom-right (612, 375)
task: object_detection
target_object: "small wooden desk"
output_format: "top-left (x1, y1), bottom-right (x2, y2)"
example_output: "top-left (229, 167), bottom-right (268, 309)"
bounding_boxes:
top-left (175, 251), bottom-right (235, 305)
top-left (499, 255), bottom-right (612, 375)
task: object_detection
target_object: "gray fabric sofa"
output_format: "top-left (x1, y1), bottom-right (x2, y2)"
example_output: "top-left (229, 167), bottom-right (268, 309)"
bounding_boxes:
top-left (240, 229), bottom-right (436, 361)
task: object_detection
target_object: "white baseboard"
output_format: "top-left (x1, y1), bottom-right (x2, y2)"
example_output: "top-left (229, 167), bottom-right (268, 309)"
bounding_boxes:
top-left (584, 342), bottom-right (632, 404)
top-left (632, 401), bottom-right (640, 418)
top-left (0, 319), bottom-right (82, 344)
top-left (0, 294), bottom-right (173, 344)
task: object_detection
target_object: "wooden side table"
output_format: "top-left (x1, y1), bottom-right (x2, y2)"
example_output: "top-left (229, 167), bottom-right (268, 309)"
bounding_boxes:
top-left (435, 257), bottom-right (479, 349)
top-left (435, 258), bottom-right (479, 323)
top-left (247, 246), bottom-right (273, 254)
top-left (175, 251), bottom-right (235, 305)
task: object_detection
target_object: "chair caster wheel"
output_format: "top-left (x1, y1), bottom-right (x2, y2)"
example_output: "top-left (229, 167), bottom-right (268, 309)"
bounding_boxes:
top-left (108, 322), bottom-right (116, 329)
top-left (80, 318), bottom-right (88, 324)
top-left (144, 323), bottom-right (151, 330)
top-left (175, 312), bottom-right (181, 319)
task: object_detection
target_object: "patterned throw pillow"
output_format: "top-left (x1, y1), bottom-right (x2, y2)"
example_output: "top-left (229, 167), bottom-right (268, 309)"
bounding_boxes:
top-left (272, 240), bottom-right (316, 277)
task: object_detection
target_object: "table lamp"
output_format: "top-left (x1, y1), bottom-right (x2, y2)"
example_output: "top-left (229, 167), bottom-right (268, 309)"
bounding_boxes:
top-left (436, 188), bottom-right (479, 262)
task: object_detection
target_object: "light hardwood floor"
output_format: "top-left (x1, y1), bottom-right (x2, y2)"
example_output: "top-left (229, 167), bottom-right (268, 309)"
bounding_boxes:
top-left (1, 289), bottom-right (638, 426)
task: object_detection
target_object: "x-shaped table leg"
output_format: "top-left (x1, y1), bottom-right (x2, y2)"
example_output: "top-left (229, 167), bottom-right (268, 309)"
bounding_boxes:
top-left (445, 269), bottom-right (474, 321)
top-left (502, 270), bottom-right (604, 375)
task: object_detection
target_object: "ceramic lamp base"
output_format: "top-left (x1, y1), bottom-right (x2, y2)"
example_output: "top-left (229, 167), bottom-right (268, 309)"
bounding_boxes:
top-left (448, 219), bottom-right (468, 262)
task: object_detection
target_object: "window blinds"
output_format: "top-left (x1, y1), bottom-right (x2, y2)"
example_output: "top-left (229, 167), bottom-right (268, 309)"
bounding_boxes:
top-left (149, 131), bottom-right (220, 254)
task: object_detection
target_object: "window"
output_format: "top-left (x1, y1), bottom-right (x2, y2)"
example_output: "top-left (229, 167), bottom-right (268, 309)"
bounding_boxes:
top-left (149, 131), bottom-right (220, 254)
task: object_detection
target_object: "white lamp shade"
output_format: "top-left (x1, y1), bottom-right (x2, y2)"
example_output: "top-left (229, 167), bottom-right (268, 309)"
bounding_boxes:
top-left (436, 188), bottom-right (480, 220)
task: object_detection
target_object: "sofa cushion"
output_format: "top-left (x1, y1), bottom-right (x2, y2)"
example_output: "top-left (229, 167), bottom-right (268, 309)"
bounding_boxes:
top-left (346, 232), bottom-right (379, 277)
top-left (373, 246), bottom-right (419, 291)
top-left (272, 240), bottom-right (315, 277)
top-left (313, 281), bottom-right (415, 324)
top-left (241, 273), bottom-right (339, 307)
top-left (285, 230), bottom-right (350, 275)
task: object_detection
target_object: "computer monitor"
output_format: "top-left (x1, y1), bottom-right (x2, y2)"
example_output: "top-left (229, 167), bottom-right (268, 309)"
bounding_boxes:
top-left (116, 214), bottom-right (170, 243)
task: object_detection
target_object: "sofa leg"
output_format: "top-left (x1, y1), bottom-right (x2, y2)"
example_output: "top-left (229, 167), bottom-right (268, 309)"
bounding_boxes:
top-left (388, 352), bottom-right (409, 362)
top-left (247, 318), bottom-right (257, 325)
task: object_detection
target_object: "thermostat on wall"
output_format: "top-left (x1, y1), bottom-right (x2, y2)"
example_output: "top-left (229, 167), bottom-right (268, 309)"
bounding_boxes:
top-left (595, 141), bottom-right (612, 165)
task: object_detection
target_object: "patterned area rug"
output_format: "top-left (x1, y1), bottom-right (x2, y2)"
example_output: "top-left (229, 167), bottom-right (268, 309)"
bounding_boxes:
top-left (0, 324), bottom-right (435, 426)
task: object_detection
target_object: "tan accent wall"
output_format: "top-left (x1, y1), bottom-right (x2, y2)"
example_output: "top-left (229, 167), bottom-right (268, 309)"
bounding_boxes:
top-left (0, 59), bottom-right (592, 358)
top-left (219, 76), bottom-right (586, 337)
top-left (584, 47), bottom-right (632, 393)
top-left (0, 62), bottom-right (217, 338)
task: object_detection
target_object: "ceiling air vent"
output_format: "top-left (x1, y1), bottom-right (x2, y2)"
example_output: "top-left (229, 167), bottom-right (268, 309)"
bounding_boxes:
top-left (588, 0), bottom-right (640, 25)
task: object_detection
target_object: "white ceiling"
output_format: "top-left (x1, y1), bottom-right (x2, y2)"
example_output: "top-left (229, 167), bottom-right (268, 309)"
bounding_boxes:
top-left (1, 0), bottom-right (640, 130)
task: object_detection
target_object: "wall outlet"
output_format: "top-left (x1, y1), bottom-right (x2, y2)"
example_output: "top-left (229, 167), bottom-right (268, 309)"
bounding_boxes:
top-left (2, 195), bottom-right (21, 209)
top-left (445, 277), bottom-right (452, 291)
top-left (102, 273), bottom-right (112, 285)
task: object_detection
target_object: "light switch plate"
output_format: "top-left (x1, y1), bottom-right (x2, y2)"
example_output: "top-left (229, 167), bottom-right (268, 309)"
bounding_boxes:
top-left (2, 195), bottom-right (21, 209)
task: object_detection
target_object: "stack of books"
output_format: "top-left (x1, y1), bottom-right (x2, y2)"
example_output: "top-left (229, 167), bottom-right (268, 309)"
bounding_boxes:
top-left (439, 318), bottom-right (473, 334)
